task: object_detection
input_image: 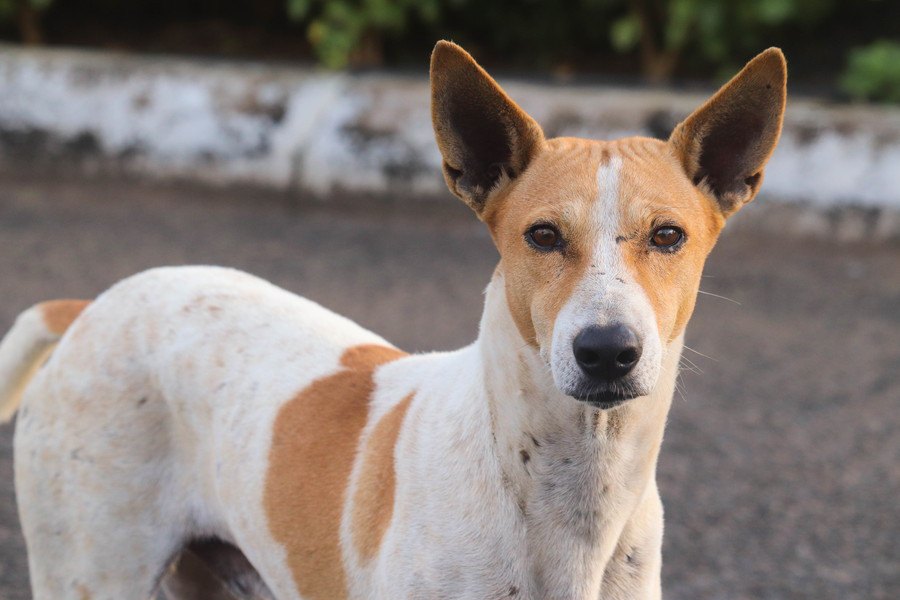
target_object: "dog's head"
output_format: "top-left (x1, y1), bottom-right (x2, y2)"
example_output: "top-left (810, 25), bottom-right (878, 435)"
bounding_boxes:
top-left (431, 41), bottom-right (785, 409)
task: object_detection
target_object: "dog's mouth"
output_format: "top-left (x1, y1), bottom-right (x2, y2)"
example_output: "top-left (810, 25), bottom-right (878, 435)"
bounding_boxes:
top-left (569, 382), bottom-right (644, 410)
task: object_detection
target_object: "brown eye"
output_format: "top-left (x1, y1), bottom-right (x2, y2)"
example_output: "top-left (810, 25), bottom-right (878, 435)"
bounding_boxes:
top-left (527, 225), bottom-right (561, 250)
top-left (650, 226), bottom-right (684, 250)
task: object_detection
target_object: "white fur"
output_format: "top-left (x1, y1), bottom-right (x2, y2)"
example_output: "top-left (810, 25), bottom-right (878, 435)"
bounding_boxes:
top-left (550, 156), bottom-right (663, 399)
top-left (0, 305), bottom-right (60, 422)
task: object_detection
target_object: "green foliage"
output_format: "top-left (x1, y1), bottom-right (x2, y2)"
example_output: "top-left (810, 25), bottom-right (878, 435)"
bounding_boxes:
top-left (287, 0), bottom-right (441, 68)
top-left (0, 0), bottom-right (53, 19)
top-left (284, 0), bottom-right (842, 80)
top-left (610, 0), bottom-right (835, 79)
top-left (841, 40), bottom-right (900, 104)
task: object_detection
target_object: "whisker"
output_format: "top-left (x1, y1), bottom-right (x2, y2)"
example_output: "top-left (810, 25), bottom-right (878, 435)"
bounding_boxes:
top-left (678, 358), bottom-right (702, 376)
top-left (673, 375), bottom-right (688, 403)
top-left (698, 289), bottom-right (742, 305)
top-left (683, 344), bottom-right (718, 362)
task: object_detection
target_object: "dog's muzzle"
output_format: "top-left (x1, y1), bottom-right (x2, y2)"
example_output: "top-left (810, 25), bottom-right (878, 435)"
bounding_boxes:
top-left (570, 323), bottom-right (646, 408)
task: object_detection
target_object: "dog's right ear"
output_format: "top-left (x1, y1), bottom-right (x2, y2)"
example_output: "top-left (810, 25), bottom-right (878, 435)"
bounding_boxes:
top-left (431, 41), bottom-right (545, 215)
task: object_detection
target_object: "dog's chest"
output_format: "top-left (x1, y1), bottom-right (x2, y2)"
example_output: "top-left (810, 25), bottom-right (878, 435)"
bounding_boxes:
top-left (384, 420), bottom-right (646, 600)
top-left (517, 421), bottom-right (645, 598)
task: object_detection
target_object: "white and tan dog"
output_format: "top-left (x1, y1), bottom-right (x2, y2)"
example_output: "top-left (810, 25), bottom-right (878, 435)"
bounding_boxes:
top-left (0, 41), bottom-right (786, 600)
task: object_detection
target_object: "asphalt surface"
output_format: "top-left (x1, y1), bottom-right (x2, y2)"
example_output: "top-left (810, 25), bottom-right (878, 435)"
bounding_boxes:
top-left (0, 176), bottom-right (897, 600)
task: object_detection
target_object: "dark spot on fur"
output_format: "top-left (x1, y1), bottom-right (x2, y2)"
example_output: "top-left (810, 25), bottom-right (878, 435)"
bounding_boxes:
top-left (615, 277), bottom-right (625, 284)
top-left (517, 498), bottom-right (527, 515)
top-left (615, 236), bottom-right (626, 243)
top-left (137, 397), bottom-right (148, 407)
top-left (69, 448), bottom-right (92, 463)
top-left (508, 585), bottom-right (519, 596)
top-left (562, 457), bottom-right (572, 465)
top-left (520, 449), bottom-right (530, 465)
top-left (529, 435), bottom-right (541, 448)
top-left (626, 547), bottom-right (640, 568)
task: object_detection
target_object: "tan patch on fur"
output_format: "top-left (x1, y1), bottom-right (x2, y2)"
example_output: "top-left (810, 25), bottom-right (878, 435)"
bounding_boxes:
top-left (264, 344), bottom-right (407, 600)
top-left (614, 139), bottom-right (723, 341)
top-left (39, 299), bottom-right (90, 336)
top-left (485, 138), bottom-right (605, 347)
top-left (351, 392), bottom-right (414, 560)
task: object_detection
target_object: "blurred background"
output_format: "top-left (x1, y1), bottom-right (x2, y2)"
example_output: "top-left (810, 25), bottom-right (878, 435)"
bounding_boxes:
top-left (0, 0), bottom-right (899, 95)
top-left (0, 1), bottom-right (898, 599)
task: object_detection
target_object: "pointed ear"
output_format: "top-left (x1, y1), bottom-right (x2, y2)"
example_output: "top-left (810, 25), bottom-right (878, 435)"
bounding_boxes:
top-left (431, 41), bottom-right (545, 214)
top-left (669, 48), bottom-right (787, 217)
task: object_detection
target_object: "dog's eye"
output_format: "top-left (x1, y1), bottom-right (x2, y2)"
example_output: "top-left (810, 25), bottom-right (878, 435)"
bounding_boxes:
top-left (527, 225), bottom-right (561, 250)
top-left (650, 226), bottom-right (684, 250)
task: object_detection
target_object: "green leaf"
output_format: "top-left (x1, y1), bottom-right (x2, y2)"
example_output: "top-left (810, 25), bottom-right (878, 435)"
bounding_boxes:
top-left (610, 15), bottom-right (640, 53)
top-left (841, 40), bottom-right (900, 104)
top-left (286, 0), bottom-right (313, 21)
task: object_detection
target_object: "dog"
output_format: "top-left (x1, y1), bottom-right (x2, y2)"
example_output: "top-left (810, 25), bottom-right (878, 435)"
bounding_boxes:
top-left (0, 41), bottom-right (786, 600)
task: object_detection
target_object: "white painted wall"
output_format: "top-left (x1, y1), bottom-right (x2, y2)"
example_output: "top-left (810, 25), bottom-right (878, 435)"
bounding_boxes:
top-left (1, 45), bottom-right (898, 209)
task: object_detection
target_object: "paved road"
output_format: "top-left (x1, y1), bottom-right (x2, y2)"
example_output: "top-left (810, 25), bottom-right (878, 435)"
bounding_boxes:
top-left (0, 176), bottom-right (897, 600)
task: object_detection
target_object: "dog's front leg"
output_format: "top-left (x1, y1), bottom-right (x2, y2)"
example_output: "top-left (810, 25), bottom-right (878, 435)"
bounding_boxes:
top-left (599, 483), bottom-right (664, 600)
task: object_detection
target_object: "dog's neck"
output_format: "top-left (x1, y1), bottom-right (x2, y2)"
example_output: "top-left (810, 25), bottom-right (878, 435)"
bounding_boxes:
top-left (474, 270), bottom-right (680, 598)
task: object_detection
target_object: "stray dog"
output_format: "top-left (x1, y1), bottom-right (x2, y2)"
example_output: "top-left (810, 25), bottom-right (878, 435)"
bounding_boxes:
top-left (0, 41), bottom-right (786, 599)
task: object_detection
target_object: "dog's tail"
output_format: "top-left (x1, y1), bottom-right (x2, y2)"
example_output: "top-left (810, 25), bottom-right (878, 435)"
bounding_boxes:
top-left (0, 299), bottom-right (90, 423)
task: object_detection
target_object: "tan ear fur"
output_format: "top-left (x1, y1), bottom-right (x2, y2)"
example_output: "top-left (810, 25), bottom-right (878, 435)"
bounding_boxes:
top-left (430, 40), bottom-right (545, 214)
top-left (669, 48), bottom-right (787, 217)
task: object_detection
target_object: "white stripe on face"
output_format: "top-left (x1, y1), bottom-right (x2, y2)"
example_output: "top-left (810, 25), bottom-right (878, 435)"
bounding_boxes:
top-left (593, 155), bottom-right (624, 275)
top-left (548, 154), bottom-right (663, 401)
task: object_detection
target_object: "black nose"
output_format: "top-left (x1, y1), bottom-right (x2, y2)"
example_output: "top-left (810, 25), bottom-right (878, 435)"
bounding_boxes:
top-left (572, 324), bottom-right (642, 381)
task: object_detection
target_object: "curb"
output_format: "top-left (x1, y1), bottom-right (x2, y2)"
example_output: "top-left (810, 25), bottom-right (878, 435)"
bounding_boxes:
top-left (0, 45), bottom-right (898, 239)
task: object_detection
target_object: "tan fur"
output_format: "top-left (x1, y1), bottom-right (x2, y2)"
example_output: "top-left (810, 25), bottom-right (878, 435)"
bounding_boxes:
top-left (483, 137), bottom-right (720, 352)
top-left (39, 300), bottom-right (90, 336)
top-left (484, 139), bottom-right (605, 347)
top-left (614, 139), bottom-right (723, 340)
top-left (351, 392), bottom-right (414, 560)
top-left (264, 344), bottom-right (407, 600)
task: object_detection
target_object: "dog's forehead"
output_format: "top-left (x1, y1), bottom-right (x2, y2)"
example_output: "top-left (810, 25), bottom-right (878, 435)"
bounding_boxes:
top-left (491, 136), bottom-right (705, 232)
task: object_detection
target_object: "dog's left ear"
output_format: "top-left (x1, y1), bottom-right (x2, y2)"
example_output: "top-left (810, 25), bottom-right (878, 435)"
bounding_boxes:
top-left (431, 41), bottom-right (546, 215)
top-left (669, 48), bottom-right (787, 217)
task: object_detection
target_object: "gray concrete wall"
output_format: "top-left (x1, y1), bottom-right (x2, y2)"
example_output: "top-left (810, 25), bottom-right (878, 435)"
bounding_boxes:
top-left (1, 45), bottom-right (899, 234)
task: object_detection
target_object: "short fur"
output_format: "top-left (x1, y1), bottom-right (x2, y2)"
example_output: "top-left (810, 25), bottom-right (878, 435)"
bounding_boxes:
top-left (2, 41), bottom-right (786, 599)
